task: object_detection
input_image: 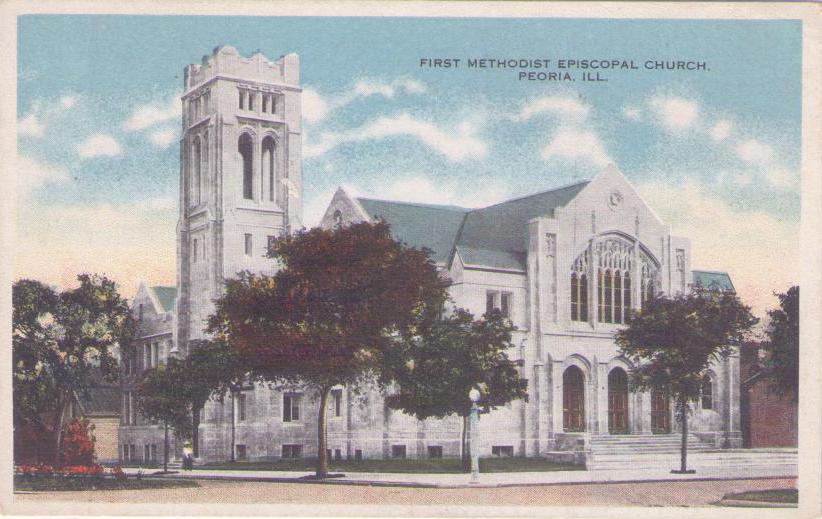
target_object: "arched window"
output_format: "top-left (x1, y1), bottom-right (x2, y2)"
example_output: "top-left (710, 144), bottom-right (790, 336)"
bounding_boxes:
top-left (239, 134), bottom-right (253, 200)
top-left (570, 250), bottom-right (589, 322)
top-left (261, 136), bottom-right (277, 202)
top-left (193, 137), bottom-right (201, 206)
top-left (202, 131), bottom-right (209, 203)
top-left (701, 374), bottom-right (713, 410)
top-left (623, 271), bottom-right (632, 321)
top-left (596, 238), bottom-right (633, 324)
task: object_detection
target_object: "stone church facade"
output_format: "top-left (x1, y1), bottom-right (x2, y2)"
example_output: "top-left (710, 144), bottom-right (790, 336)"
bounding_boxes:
top-left (119, 46), bottom-right (741, 465)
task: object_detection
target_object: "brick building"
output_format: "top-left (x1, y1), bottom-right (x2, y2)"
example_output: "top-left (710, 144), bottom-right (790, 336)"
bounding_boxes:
top-left (740, 344), bottom-right (798, 448)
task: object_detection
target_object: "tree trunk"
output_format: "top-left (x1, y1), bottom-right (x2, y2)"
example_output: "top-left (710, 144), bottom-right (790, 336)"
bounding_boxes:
top-left (52, 392), bottom-right (69, 466)
top-left (316, 387), bottom-right (331, 479)
top-left (192, 404), bottom-right (201, 458)
top-left (163, 421), bottom-right (169, 473)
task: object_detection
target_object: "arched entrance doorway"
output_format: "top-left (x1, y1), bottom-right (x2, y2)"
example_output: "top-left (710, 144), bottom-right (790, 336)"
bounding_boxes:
top-left (563, 366), bottom-right (585, 432)
top-left (651, 389), bottom-right (671, 433)
top-left (608, 368), bottom-right (629, 434)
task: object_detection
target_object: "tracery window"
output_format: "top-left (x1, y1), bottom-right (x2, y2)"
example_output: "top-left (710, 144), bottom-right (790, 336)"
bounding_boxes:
top-left (570, 250), bottom-right (589, 322)
top-left (596, 238), bottom-right (632, 324)
top-left (571, 235), bottom-right (659, 324)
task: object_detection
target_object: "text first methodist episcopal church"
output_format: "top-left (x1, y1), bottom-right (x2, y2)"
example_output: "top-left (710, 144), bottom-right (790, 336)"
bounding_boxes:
top-left (119, 46), bottom-right (742, 466)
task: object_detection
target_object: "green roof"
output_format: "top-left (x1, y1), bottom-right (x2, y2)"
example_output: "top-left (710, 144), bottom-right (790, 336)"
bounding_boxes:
top-left (356, 198), bottom-right (470, 264)
top-left (355, 181), bottom-right (589, 270)
top-left (692, 270), bottom-right (735, 292)
top-left (150, 286), bottom-right (177, 312)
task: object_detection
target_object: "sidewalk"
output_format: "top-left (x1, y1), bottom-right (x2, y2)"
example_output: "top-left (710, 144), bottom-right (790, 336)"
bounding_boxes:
top-left (121, 464), bottom-right (797, 488)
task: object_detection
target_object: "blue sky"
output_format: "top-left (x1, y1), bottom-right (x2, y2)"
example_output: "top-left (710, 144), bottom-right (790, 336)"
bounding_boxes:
top-left (16, 15), bottom-right (801, 315)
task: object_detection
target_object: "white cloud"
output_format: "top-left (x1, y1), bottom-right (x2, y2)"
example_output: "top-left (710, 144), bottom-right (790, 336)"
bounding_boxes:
top-left (710, 119), bottom-right (732, 142)
top-left (648, 95), bottom-right (699, 131)
top-left (60, 95), bottom-right (77, 109)
top-left (302, 88), bottom-right (330, 124)
top-left (18, 96), bottom-right (77, 138)
top-left (541, 127), bottom-right (612, 168)
top-left (18, 113), bottom-right (44, 137)
top-left (303, 78), bottom-right (427, 125)
top-left (77, 134), bottom-right (122, 159)
top-left (16, 155), bottom-right (70, 195)
top-left (766, 167), bottom-right (798, 189)
top-left (736, 139), bottom-right (775, 165)
top-left (305, 113), bottom-right (486, 162)
top-left (622, 105), bottom-right (642, 121)
top-left (148, 127), bottom-right (178, 149)
top-left (638, 180), bottom-right (798, 318)
top-left (512, 95), bottom-right (590, 122)
top-left (123, 97), bottom-right (181, 132)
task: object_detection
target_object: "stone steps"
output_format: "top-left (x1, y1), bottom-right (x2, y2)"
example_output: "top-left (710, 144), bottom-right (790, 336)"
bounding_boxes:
top-left (587, 433), bottom-right (797, 471)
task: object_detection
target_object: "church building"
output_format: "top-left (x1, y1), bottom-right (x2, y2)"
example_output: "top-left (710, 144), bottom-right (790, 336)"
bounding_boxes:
top-left (119, 46), bottom-right (741, 467)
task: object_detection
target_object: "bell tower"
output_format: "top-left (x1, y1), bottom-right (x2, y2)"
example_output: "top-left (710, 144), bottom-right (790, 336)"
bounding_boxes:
top-left (176, 45), bottom-right (303, 350)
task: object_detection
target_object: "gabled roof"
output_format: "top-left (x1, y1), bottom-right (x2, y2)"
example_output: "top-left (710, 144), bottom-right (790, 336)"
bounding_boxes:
top-left (77, 385), bottom-right (121, 417)
top-left (150, 286), bottom-right (177, 313)
top-left (355, 198), bottom-right (470, 264)
top-left (354, 180), bottom-right (589, 271)
top-left (692, 270), bottom-right (735, 292)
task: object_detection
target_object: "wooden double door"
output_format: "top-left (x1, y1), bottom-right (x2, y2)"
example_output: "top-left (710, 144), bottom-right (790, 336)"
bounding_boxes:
top-left (608, 368), bottom-right (629, 434)
top-left (562, 366), bottom-right (585, 432)
top-left (651, 389), bottom-right (672, 433)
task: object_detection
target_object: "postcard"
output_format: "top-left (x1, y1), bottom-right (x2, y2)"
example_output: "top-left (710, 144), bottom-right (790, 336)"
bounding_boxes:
top-left (2, 1), bottom-right (821, 517)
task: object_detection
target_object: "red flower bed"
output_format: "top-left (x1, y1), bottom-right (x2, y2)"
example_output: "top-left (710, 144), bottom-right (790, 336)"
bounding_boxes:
top-left (15, 463), bottom-right (126, 479)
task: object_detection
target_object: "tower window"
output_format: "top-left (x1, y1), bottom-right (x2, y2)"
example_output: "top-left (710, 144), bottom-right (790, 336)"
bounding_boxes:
top-left (193, 239), bottom-right (198, 262)
top-left (248, 93), bottom-right (255, 111)
top-left (262, 136), bottom-right (277, 202)
top-left (239, 91), bottom-right (245, 110)
top-left (244, 234), bottom-right (252, 256)
top-left (239, 133), bottom-right (253, 199)
top-left (262, 95), bottom-right (268, 113)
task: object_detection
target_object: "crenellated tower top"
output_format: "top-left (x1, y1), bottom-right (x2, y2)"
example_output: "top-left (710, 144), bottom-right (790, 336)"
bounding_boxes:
top-left (184, 45), bottom-right (300, 93)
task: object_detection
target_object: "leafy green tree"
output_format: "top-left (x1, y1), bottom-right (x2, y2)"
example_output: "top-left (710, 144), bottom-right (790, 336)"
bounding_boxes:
top-left (180, 340), bottom-right (244, 458)
top-left (615, 288), bottom-right (757, 473)
top-left (12, 275), bottom-right (135, 464)
top-left (135, 361), bottom-right (192, 472)
top-left (761, 286), bottom-right (799, 401)
top-left (382, 308), bottom-right (527, 465)
top-left (208, 221), bottom-right (448, 478)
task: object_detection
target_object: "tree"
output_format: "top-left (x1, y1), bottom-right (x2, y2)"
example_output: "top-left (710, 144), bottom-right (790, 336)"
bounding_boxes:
top-left (135, 361), bottom-right (192, 472)
top-left (615, 288), bottom-right (757, 473)
top-left (208, 221), bottom-right (448, 478)
top-left (179, 340), bottom-right (244, 458)
top-left (382, 308), bottom-right (528, 466)
top-left (761, 286), bottom-right (799, 401)
top-left (12, 275), bottom-right (135, 464)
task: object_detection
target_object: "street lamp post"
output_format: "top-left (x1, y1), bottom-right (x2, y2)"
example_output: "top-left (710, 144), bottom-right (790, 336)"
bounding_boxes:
top-left (469, 387), bottom-right (481, 484)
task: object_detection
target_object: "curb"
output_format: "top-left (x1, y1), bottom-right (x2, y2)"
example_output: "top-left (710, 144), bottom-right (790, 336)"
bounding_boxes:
top-left (135, 472), bottom-right (797, 490)
top-left (713, 498), bottom-right (797, 508)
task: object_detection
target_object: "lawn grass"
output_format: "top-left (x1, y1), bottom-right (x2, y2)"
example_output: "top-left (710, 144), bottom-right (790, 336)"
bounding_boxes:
top-left (14, 476), bottom-right (199, 492)
top-left (201, 457), bottom-right (582, 473)
top-left (723, 488), bottom-right (797, 504)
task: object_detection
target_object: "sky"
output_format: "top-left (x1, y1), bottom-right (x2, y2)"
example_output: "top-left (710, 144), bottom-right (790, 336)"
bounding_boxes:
top-left (16, 15), bottom-right (801, 318)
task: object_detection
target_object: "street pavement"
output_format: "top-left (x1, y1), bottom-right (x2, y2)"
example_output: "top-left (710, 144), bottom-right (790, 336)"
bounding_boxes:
top-left (121, 462), bottom-right (797, 488)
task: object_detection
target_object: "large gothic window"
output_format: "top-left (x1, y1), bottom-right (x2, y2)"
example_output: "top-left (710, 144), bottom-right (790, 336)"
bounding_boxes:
top-left (596, 238), bottom-right (632, 324)
top-left (261, 136), bottom-right (277, 202)
top-left (239, 133), bottom-right (253, 200)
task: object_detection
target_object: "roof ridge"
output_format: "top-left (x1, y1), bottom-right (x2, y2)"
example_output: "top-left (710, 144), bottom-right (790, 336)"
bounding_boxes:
top-left (355, 196), bottom-right (471, 212)
top-left (465, 179), bottom-right (590, 213)
top-left (691, 269), bottom-right (730, 274)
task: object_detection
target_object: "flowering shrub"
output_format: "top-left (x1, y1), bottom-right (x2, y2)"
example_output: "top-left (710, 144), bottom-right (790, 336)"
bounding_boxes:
top-left (61, 418), bottom-right (95, 466)
top-left (110, 465), bottom-right (126, 481)
top-left (61, 464), bottom-right (104, 477)
top-left (15, 464), bottom-right (54, 476)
